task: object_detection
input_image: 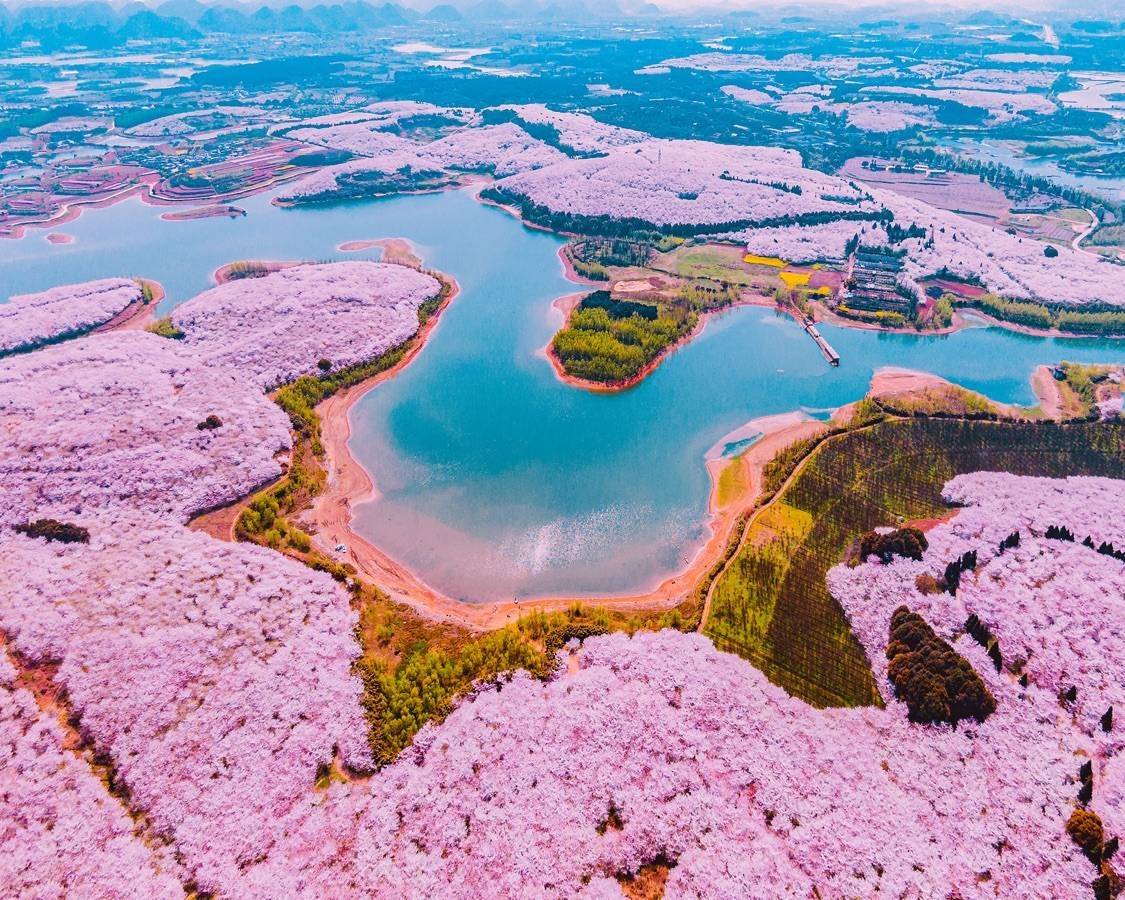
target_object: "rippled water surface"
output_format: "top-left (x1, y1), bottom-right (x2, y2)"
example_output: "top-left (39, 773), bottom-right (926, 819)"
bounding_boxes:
top-left (4, 186), bottom-right (1123, 600)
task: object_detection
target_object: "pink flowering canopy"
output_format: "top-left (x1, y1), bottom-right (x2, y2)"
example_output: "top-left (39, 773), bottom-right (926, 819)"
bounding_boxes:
top-left (0, 649), bottom-right (184, 898)
top-left (0, 278), bottom-right (141, 355)
top-left (0, 519), bottom-right (371, 895)
top-left (171, 261), bottom-right (441, 389)
top-left (5, 470), bottom-right (1120, 896)
top-left (2, 194), bottom-right (1124, 894)
top-left (0, 330), bottom-right (291, 526)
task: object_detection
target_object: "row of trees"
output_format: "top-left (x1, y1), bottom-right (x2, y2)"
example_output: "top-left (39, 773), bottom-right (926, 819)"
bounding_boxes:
top-left (481, 186), bottom-right (890, 239)
top-left (966, 294), bottom-right (1125, 336)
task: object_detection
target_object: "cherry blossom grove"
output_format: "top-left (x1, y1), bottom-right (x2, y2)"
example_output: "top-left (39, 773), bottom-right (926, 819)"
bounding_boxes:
top-left (869, 187), bottom-right (1125, 306)
top-left (270, 102), bottom-right (1121, 306)
top-left (0, 331), bottom-right (290, 526)
top-left (482, 130), bottom-right (1124, 304)
top-left (0, 649), bottom-right (184, 898)
top-left (2, 325), bottom-right (1122, 900)
top-left (644, 51), bottom-right (893, 78)
top-left (276, 122), bottom-right (566, 202)
top-left (170, 261), bottom-right (441, 388)
top-left (0, 519), bottom-right (371, 895)
top-left (0, 278), bottom-right (141, 355)
top-left (732, 219), bottom-right (888, 262)
top-left (233, 472), bottom-right (1121, 897)
top-left (861, 86), bottom-right (1059, 122)
top-left (493, 104), bottom-right (647, 154)
top-left (415, 122), bottom-right (569, 177)
top-left (493, 138), bottom-right (877, 228)
top-left (722, 85), bottom-right (939, 133)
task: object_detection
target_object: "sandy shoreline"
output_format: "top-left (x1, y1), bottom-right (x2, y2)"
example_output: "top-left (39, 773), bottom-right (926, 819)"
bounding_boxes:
top-left (161, 205), bottom-right (246, 222)
top-left (869, 366), bottom-right (953, 397)
top-left (337, 237), bottom-right (422, 267)
top-left (313, 381), bottom-right (829, 630)
top-left (212, 259), bottom-right (301, 285)
top-left (1031, 364), bottom-right (1064, 419)
top-left (94, 278), bottom-right (165, 334)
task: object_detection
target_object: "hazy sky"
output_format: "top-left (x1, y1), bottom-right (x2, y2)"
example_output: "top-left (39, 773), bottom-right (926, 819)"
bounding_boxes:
top-left (0, 0), bottom-right (1076, 8)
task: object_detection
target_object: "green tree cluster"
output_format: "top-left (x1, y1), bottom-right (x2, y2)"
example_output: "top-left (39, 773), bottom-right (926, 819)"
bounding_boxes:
top-left (886, 606), bottom-right (996, 725)
top-left (552, 306), bottom-right (685, 383)
top-left (857, 527), bottom-right (928, 564)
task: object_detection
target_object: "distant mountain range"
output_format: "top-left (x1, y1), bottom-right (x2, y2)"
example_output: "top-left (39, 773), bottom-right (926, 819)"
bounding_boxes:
top-left (0, 0), bottom-right (674, 49)
top-left (0, 0), bottom-right (1116, 52)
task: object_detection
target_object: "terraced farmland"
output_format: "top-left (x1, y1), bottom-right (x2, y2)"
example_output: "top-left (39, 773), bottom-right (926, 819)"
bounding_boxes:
top-left (704, 417), bottom-right (1125, 708)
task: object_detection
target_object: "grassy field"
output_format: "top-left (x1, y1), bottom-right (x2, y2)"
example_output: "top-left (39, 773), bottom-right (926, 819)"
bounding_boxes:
top-left (715, 455), bottom-right (750, 508)
top-left (704, 417), bottom-right (1125, 709)
top-left (651, 242), bottom-right (780, 289)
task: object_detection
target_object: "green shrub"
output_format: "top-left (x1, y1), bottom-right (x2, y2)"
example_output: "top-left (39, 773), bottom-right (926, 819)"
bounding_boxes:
top-left (14, 519), bottom-right (90, 544)
top-left (147, 317), bottom-right (185, 340)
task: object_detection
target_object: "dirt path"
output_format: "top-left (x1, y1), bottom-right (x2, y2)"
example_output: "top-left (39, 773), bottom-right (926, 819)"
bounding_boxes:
top-left (1072, 207), bottom-right (1100, 254)
top-left (1031, 365), bottom-right (1064, 420)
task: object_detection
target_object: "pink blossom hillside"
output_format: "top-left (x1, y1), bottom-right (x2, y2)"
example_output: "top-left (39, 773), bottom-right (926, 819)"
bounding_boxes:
top-left (418, 123), bottom-right (567, 177)
top-left (830, 473), bottom-right (1125, 745)
top-left (0, 278), bottom-right (142, 355)
top-left (241, 623), bottom-right (1092, 897)
top-left (0, 331), bottom-right (290, 526)
top-left (491, 104), bottom-right (647, 154)
top-left (0, 650), bottom-right (184, 898)
top-left (232, 472), bottom-right (1122, 897)
top-left (171, 261), bottom-right (441, 389)
top-left (493, 139), bottom-right (876, 229)
top-left (0, 521), bottom-right (371, 895)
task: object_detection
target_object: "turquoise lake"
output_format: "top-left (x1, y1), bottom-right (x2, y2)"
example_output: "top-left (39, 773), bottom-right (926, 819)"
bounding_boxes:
top-left (3, 186), bottom-right (1124, 601)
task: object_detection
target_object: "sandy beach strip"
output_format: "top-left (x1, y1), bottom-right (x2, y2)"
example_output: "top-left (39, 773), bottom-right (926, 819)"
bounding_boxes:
top-left (93, 278), bottom-right (167, 334)
top-left (160, 205), bottom-right (245, 222)
top-left (211, 259), bottom-right (302, 285)
top-left (337, 237), bottom-right (422, 267)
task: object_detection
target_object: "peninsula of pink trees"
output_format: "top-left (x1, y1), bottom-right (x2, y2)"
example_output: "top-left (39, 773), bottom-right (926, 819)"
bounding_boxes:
top-left (494, 104), bottom-right (647, 154)
top-left (0, 650), bottom-right (184, 898)
top-left (869, 188), bottom-right (1125, 306)
top-left (0, 331), bottom-right (291, 526)
top-left (271, 100), bottom-right (1125, 309)
top-left (646, 51), bottom-right (893, 78)
top-left (723, 85), bottom-right (939, 132)
top-left (494, 139), bottom-right (876, 227)
top-left (277, 119), bottom-right (567, 202)
top-left (866, 86), bottom-right (1059, 122)
top-left (171, 261), bottom-right (441, 388)
top-left (0, 278), bottom-right (141, 355)
top-left (419, 123), bottom-right (569, 177)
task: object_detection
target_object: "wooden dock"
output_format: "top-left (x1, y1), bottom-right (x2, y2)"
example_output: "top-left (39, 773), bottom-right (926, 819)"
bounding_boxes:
top-left (803, 320), bottom-right (840, 366)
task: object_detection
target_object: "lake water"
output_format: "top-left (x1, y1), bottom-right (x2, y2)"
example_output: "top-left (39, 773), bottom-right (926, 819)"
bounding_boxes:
top-left (941, 137), bottom-right (1125, 205)
top-left (3, 186), bottom-right (1123, 601)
